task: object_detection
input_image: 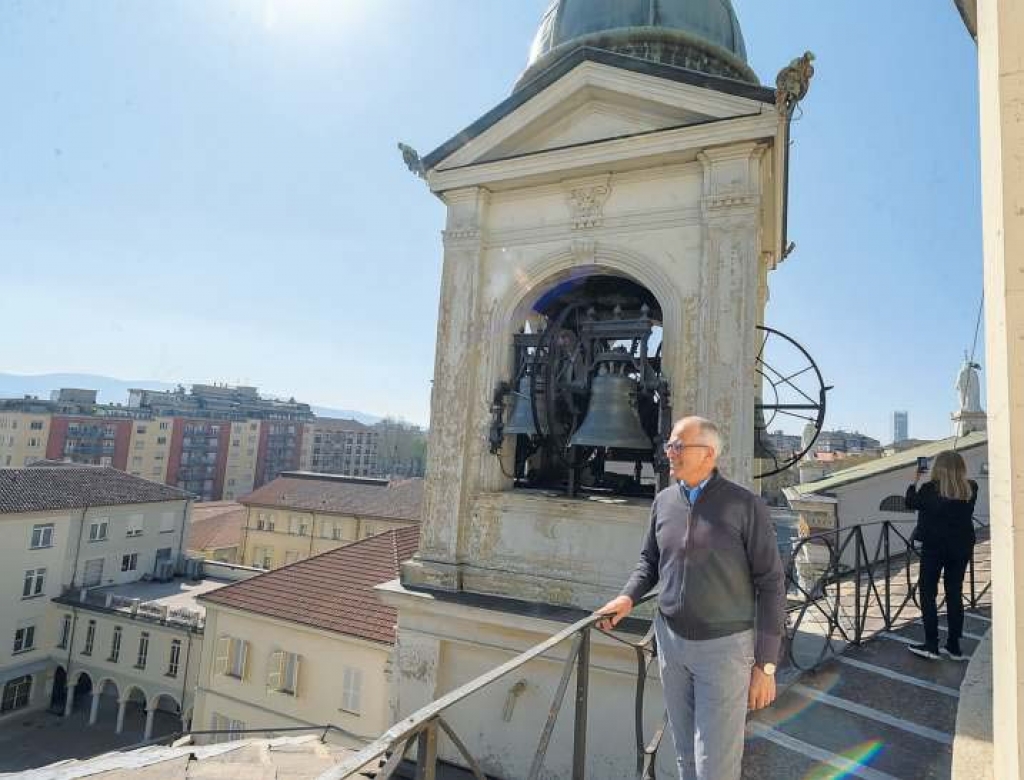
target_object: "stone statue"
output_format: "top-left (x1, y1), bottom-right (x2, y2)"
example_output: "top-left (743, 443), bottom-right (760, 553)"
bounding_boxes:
top-left (775, 51), bottom-right (816, 115)
top-left (956, 357), bottom-right (983, 413)
top-left (397, 142), bottom-right (426, 179)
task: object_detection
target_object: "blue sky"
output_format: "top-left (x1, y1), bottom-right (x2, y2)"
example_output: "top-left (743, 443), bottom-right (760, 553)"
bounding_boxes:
top-left (0, 2), bottom-right (982, 442)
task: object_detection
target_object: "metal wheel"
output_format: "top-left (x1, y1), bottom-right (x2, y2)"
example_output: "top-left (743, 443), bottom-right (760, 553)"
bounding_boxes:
top-left (755, 325), bottom-right (830, 479)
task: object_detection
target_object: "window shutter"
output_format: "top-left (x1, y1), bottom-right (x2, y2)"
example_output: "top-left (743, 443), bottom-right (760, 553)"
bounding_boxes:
top-left (214, 636), bottom-right (230, 675)
top-left (266, 651), bottom-right (284, 691)
top-left (239, 640), bottom-right (249, 680)
top-left (290, 655), bottom-right (301, 696)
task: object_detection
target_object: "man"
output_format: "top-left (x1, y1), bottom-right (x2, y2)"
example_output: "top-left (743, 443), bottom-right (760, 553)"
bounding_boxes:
top-left (597, 416), bottom-right (786, 780)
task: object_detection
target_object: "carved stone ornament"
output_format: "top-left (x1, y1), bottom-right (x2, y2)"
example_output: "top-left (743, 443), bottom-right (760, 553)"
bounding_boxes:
top-left (565, 175), bottom-right (612, 230)
top-left (570, 239), bottom-right (597, 265)
top-left (775, 52), bottom-right (816, 116)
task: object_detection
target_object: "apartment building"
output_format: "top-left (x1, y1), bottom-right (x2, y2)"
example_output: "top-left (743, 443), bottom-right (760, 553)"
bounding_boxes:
top-left (0, 402), bottom-right (51, 468)
top-left (0, 465), bottom-right (192, 728)
top-left (193, 527), bottom-right (420, 747)
top-left (0, 385), bottom-right (315, 502)
top-left (299, 418), bottom-right (380, 477)
top-left (238, 472), bottom-right (422, 570)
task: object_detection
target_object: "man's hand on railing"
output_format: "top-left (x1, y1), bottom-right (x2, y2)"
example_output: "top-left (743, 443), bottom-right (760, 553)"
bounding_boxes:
top-left (595, 595), bottom-right (634, 631)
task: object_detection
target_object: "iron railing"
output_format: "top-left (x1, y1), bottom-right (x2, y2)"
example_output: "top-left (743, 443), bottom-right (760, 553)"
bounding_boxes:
top-left (320, 594), bottom-right (663, 780)
top-left (783, 517), bottom-right (991, 671)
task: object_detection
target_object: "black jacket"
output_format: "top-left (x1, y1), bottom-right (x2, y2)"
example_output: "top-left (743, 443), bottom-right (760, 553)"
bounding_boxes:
top-left (905, 480), bottom-right (978, 554)
top-left (621, 470), bottom-right (786, 666)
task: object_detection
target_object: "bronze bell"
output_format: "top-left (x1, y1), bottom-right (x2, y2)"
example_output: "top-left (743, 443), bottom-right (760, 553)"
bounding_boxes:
top-left (504, 375), bottom-right (545, 436)
top-left (571, 368), bottom-right (651, 450)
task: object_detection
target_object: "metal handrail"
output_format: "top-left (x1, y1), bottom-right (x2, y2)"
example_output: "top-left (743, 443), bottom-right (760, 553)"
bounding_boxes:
top-left (320, 594), bottom-right (659, 780)
top-left (783, 516), bottom-right (991, 671)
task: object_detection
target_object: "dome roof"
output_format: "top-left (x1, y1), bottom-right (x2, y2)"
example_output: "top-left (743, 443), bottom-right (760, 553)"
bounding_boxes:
top-left (516, 0), bottom-right (757, 90)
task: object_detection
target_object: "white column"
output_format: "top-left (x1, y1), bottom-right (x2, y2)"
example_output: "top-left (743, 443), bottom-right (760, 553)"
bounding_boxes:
top-left (404, 187), bottom-right (489, 590)
top-left (63, 684), bottom-right (74, 717)
top-left (144, 708), bottom-right (155, 741)
top-left (88, 691), bottom-right (100, 725)
top-left (978, 1), bottom-right (1024, 777)
top-left (115, 700), bottom-right (127, 734)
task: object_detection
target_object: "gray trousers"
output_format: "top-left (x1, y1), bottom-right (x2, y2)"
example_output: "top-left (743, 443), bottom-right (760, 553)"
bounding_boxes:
top-left (654, 617), bottom-right (754, 780)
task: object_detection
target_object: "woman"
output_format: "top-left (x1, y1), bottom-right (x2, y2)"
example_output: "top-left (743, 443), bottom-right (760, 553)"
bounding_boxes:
top-left (905, 450), bottom-right (978, 661)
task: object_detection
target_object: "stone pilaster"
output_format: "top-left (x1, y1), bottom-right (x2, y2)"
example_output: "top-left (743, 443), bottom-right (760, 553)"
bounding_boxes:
top-left (977, 1), bottom-right (1024, 777)
top-left (404, 187), bottom-right (490, 590)
top-left (697, 145), bottom-right (766, 487)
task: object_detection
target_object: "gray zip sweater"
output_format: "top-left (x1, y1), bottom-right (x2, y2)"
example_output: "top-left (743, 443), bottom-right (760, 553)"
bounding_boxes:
top-left (621, 470), bottom-right (786, 666)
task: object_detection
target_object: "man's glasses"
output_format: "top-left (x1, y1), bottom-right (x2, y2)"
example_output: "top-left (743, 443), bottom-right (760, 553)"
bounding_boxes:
top-left (663, 441), bottom-right (711, 455)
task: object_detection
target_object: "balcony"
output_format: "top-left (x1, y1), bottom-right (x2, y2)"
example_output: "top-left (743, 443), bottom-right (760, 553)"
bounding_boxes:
top-left (319, 519), bottom-right (991, 780)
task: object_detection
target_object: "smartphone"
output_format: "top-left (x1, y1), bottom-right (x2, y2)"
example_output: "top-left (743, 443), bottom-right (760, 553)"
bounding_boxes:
top-left (916, 456), bottom-right (930, 473)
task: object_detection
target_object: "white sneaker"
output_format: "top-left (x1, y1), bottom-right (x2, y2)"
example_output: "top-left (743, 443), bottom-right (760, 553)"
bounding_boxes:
top-left (940, 646), bottom-right (969, 662)
top-left (908, 644), bottom-right (941, 660)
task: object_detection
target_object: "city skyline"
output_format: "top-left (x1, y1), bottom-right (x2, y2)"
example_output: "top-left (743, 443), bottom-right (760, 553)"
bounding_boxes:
top-left (0, 2), bottom-right (983, 442)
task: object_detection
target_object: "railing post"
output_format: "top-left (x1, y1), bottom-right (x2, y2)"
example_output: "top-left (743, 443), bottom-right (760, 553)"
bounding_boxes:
top-left (573, 628), bottom-right (591, 780)
top-left (853, 526), bottom-right (863, 643)
top-left (968, 543), bottom-right (978, 608)
top-left (415, 720), bottom-right (438, 780)
top-left (883, 522), bottom-right (892, 630)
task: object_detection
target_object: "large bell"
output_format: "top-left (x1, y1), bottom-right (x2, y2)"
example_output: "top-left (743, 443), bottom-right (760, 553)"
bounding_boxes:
top-left (571, 370), bottom-right (651, 451)
top-left (504, 375), bottom-right (545, 436)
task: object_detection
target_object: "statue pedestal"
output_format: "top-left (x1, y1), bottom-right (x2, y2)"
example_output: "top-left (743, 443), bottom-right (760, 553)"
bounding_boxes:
top-left (952, 410), bottom-right (987, 436)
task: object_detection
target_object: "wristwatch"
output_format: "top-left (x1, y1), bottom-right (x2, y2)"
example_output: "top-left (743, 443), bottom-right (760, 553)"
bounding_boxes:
top-left (759, 662), bottom-right (777, 676)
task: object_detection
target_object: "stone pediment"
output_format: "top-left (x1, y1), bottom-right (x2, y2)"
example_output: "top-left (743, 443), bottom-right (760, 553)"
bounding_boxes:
top-left (429, 57), bottom-right (776, 172)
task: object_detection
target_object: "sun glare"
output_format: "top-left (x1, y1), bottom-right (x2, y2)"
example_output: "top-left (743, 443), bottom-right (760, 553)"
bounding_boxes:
top-left (259, 0), bottom-right (367, 35)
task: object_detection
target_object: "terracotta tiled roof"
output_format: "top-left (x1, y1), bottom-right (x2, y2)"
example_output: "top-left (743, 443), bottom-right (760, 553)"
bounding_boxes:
top-left (187, 507), bottom-right (246, 552)
top-left (199, 526), bottom-right (420, 644)
top-left (0, 466), bottom-right (190, 514)
top-left (191, 500), bottom-right (243, 523)
top-left (239, 475), bottom-right (423, 522)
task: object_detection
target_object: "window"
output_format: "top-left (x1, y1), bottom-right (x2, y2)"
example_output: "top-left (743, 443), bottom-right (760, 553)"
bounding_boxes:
top-left (215, 636), bottom-right (249, 679)
top-left (1, 676), bottom-right (32, 713)
top-left (22, 568), bottom-right (46, 598)
top-left (109, 626), bottom-right (122, 662)
top-left (136, 425), bottom-right (147, 435)
top-left (126, 514), bottom-right (144, 537)
top-left (57, 614), bottom-right (72, 649)
top-left (13, 626), bottom-right (36, 654)
top-left (159, 421), bottom-right (169, 431)
top-left (341, 667), bottom-right (363, 714)
top-left (879, 495), bottom-right (914, 513)
top-left (284, 551), bottom-right (299, 565)
top-left (121, 552), bottom-right (139, 572)
top-left (82, 621), bottom-right (95, 655)
top-left (267, 651), bottom-right (301, 695)
top-left (253, 547), bottom-right (272, 569)
top-left (30, 524), bottom-right (54, 549)
top-left (156, 436), bottom-right (167, 445)
top-left (159, 511), bottom-right (176, 533)
top-left (136, 632), bottom-right (150, 669)
top-left (89, 519), bottom-right (109, 542)
top-left (210, 712), bottom-right (246, 742)
top-left (332, 525), bottom-right (345, 541)
top-left (167, 639), bottom-right (181, 677)
top-left (30, 420), bottom-right (43, 430)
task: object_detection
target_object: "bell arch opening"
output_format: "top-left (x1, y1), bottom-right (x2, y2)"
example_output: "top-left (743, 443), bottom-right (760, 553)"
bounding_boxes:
top-left (489, 270), bottom-right (671, 498)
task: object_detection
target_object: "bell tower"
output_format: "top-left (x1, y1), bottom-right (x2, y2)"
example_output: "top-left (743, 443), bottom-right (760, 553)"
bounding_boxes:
top-left (384, 4), bottom-right (812, 777)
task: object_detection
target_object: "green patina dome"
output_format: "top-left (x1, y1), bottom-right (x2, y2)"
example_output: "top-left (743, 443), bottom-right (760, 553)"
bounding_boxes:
top-left (516, 0), bottom-right (758, 90)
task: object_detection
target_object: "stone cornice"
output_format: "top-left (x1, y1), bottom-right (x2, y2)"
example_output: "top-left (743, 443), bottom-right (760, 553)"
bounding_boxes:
top-left (427, 113), bottom-right (778, 193)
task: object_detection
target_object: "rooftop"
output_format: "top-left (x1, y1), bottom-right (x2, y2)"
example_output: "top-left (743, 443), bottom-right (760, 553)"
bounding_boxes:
top-left (788, 430), bottom-right (988, 498)
top-left (187, 505), bottom-right (246, 552)
top-left (199, 526), bottom-right (420, 644)
top-left (0, 465), bottom-right (190, 515)
top-left (240, 473), bottom-right (423, 523)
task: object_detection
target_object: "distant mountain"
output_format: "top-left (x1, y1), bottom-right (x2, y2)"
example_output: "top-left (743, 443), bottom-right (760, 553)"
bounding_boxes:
top-left (0, 373), bottom-right (382, 424)
top-left (0, 373), bottom-right (177, 404)
top-left (311, 406), bottom-right (382, 425)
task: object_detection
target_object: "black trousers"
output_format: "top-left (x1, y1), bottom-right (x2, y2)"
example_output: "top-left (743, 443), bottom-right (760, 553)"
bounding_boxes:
top-left (917, 545), bottom-right (972, 650)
